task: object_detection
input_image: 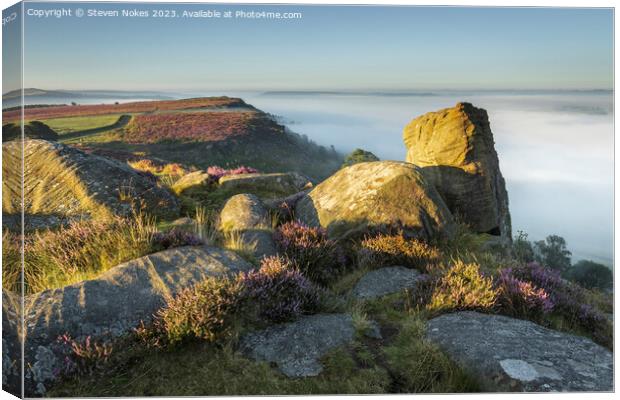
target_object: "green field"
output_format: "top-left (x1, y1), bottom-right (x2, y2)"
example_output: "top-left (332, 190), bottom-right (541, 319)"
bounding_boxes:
top-left (38, 114), bottom-right (125, 135)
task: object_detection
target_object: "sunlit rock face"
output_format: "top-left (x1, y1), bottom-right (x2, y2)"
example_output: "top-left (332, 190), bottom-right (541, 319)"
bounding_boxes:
top-left (295, 161), bottom-right (456, 241)
top-left (404, 102), bottom-right (512, 243)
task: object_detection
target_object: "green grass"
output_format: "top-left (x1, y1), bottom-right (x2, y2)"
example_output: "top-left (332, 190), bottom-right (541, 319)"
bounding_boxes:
top-left (38, 114), bottom-right (124, 135)
top-left (48, 340), bottom-right (391, 396)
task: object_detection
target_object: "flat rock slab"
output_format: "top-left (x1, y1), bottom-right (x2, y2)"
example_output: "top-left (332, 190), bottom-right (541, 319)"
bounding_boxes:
top-left (352, 266), bottom-right (423, 300)
top-left (426, 311), bottom-right (613, 392)
top-left (218, 172), bottom-right (311, 197)
top-left (239, 313), bottom-right (356, 377)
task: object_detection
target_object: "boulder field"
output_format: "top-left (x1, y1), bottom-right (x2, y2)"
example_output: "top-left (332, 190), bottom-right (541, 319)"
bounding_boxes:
top-left (3, 102), bottom-right (611, 395)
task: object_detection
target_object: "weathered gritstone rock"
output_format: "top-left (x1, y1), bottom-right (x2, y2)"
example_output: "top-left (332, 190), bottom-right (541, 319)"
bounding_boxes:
top-left (2, 290), bottom-right (22, 397)
top-left (426, 311), bottom-right (613, 392)
top-left (219, 194), bottom-right (276, 259)
top-left (171, 170), bottom-right (211, 195)
top-left (295, 161), bottom-right (455, 241)
top-left (403, 103), bottom-right (512, 243)
top-left (22, 245), bottom-right (252, 395)
top-left (352, 266), bottom-right (424, 300)
top-left (239, 314), bottom-right (356, 377)
top-left (218, 172), bottom-right (312, 198)
top-left (2, 139), bottom-right (180, 231)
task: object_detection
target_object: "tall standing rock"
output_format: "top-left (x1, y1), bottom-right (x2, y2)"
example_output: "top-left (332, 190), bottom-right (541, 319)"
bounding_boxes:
top-left (403, 102), bottom-right (512, 242)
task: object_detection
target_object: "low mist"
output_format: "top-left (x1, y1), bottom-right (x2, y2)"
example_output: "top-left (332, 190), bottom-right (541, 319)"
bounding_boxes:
top-left (241, 91), bottom-right (614, 267)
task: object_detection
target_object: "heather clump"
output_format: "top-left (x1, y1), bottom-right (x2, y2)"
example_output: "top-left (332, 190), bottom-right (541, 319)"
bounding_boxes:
top-left (508, 262), bottom-right (612, 347)
top-left (152, 229), bottom-right (204, 250)
top-left (155, 276), bottom-right (243, 345)
top-left (239, 256), bottom-right (320, 323)
top-left (51, 334), bottom-right (113, 379)
top-left (428, 260), bottom-right (497, 313)
top-left (495, 268), bottom-right (554, 319)
top-left (207, 165), bottom-right (258, 182)
top-left (273, 220), bottom-right (346, 285)
top-left (358, 232), bottom-right (441, 272)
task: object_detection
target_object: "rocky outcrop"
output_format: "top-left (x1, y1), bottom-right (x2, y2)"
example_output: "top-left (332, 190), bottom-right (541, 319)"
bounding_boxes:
top-left (2, 121), bottom-right (58, 142)
top-left (352, 266), bottom-right (424, 300)
top-left (239, 313), bottom-right (356, 377)
top-left (403, 103), bottom-right (511, 242)
top-left (426, 312), bottom-right (613, 392)
top-left (295, 161), bottom-right (455, 241)
top-left (218, 172), bottom-right (312, 198)
top-left (21, 245), bottom-right (252, 395)
top-left (171, 170), bottom-right (211, 195)
top-left (218, 194), bottom-right (276, 259)
top-left (2, 139), bottom-right (180, 231)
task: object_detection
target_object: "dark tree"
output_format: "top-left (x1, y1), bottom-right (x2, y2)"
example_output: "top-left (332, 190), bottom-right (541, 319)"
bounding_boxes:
top-left (512, 230), bottom-right (535, 263)
top-left (342, 148), bottom-right (379, 168)
top-left (565, 260), bottom-right (613, 290)
top-left (534, 235), bottom-right (572, 272)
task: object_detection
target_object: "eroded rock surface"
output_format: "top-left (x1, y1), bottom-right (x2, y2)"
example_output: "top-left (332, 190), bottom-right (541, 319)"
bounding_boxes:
top-left (352, 266), bottom-right (423, 300)
top-left (2, 139), bottom-right (179, 231)
top-left (295, 161), bottom-right (455, 241)
top-left (219, 194), bottom-right (276, 259)
top-left (426, 311), bottom-right (613, 392)
top-left (22, 246), bottom-right (252, 395)
top-left (239, 313), bottom-right (356, 377)
top-left (404, 103), bottom-right (511, 242)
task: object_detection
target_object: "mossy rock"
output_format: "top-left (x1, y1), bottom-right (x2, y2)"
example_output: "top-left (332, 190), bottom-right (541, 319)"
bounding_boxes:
top-left (171, 170), bottom-right (212, 196)
top-left (295, 161), bottom-right (455, 241)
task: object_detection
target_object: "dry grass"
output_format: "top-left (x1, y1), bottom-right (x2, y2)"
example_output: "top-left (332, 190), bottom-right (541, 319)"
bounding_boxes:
top-left (3, 213), bottom-right (158, 294)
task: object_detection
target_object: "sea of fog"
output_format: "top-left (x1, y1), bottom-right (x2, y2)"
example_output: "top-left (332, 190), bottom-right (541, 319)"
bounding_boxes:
top-left (11, 90), bottom-right (614, 266)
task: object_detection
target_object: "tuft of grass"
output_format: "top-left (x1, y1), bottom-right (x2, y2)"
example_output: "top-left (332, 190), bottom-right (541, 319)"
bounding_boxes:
top-left (383, 315), bottom-right (479, 393)
top-left (358, 232), bottom-right (441, 273)
top-left (2, 212), bottom-right (190, 294)
top-left (221, 230), bottom-right (258, 264)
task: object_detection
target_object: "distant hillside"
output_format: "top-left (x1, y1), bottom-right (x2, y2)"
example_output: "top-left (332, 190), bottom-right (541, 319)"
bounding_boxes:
top-left (2, 88), bottom-right (175, 101)
top-left (5, 97), bottom-right (343, 181)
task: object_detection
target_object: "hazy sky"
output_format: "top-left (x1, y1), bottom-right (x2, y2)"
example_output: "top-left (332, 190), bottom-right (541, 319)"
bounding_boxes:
top-left (5, 3), bottom-right (615, 91)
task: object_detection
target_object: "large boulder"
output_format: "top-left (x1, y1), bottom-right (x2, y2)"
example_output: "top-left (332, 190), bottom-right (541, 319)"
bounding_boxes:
top-left (218, 172), bottom-right (312, 198)
top-left (426, 311), bottom-right (613, 392)
top-left (21, 245), bottom-right (252, 395)
top-left (295, 161), bottom-right (455, 241)
top-left (403, 103), bottom-right (511, 242)
top-left (2, 139), bottom-right (180, 231)
top-left (218, 194), bottom-right (276, 259)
